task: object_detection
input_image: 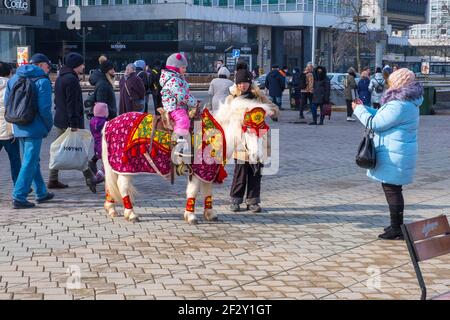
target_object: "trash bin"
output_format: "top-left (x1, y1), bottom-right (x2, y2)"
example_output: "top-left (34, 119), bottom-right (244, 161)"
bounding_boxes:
top-left (420, 86), bottom-right (436, 115)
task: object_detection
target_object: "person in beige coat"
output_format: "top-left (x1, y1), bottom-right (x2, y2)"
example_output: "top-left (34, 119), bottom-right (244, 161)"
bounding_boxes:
top-left (0, 62), bottom-right (21, 186)
top-left (219, 67), bottom-right (278, 213)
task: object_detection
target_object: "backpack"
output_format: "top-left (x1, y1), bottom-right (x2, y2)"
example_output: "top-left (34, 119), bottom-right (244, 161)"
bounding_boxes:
top-left (374, 79), bottom-right (384, 94)
top-left (5, 76), bottom-right (45, 125)
top-left (299, 73), bottom-right (307, 90)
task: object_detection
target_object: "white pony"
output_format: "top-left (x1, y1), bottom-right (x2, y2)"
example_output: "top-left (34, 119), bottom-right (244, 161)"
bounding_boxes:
top-left (101, 89), bottom-right (276, 224)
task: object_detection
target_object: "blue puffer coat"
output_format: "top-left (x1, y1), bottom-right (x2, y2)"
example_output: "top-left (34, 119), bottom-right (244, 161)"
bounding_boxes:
top-left (4, 64), bottom-right (53, 139)
top-left (353, 94), bottom-right (423, 186)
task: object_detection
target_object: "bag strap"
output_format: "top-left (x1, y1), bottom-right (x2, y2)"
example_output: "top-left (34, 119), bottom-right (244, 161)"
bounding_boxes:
top-left (124, 80), bottom-right (132, 99)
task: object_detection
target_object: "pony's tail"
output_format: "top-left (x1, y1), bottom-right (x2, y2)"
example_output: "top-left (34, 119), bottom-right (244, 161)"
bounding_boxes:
top-left (102, 127), bottom-right (121, 202)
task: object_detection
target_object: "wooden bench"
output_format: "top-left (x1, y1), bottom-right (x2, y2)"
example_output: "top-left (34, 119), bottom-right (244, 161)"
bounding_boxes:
top-left (401, 215), bottom-right (450, 300)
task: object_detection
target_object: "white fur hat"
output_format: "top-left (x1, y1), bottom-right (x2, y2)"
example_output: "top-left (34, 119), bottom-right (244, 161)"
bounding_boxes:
top-left (218, 66), bottom-right (231, 78)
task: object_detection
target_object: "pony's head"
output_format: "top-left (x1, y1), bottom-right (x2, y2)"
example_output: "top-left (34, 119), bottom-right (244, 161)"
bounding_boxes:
top-left (214, 96), bottom-right (271, 163)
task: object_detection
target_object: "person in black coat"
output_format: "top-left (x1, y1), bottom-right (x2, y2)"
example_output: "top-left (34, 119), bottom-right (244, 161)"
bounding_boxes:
top-left (91, 60), bottom-right (117, 120)
top-left (264, 65), bottom-right (285, 108)
top-left (49, 52), bottom-right (97, 193)
top-left (291, 67), bottom-right (301, 111)
top-left (149, 60), bottom-right (162, 115)
top-left (310, 66), bottom-right (330, 126)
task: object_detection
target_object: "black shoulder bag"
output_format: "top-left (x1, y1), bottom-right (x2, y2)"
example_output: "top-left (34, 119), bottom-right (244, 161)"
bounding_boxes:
top-left (356, 116), bottom-right (376, 169)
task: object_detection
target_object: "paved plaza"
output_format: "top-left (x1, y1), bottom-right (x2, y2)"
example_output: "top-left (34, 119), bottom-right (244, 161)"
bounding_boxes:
top-left (0, 107), bottom-right (449, 300)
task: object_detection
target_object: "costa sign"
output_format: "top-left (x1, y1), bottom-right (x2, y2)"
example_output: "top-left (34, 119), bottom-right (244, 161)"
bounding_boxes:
top-left (2, 0), bottom-right (30, 12)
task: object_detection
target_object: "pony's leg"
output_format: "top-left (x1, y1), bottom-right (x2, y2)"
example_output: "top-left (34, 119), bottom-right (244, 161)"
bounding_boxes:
top-left (117, 175), bottom-right (139, 223)
top-left (202, 182), bottom-right (218, 222)
top-left (104, 189), bottom-right (118, 218)
top-left (185, 176), bottom-right (201, 224)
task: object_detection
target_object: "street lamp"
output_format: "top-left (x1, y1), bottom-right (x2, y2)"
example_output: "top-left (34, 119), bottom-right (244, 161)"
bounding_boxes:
top-left (77, 26), bottom-right (93, 81)
top-left (312, 0), bottom-right (317, 66)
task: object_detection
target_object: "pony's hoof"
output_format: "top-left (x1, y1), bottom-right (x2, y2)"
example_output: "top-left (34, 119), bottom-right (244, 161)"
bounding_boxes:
top-left (108, 211), bottom-right (118, 218)
top-left (204, 210), bottom-right (218, 222)
top-left (126, 212), bottom-right (140, 223)
top-left (184, 212), bottom-right (198, 225)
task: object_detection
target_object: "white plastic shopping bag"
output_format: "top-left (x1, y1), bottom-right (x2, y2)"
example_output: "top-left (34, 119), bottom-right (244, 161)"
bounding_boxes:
top-left (49, 128), bottom-right (92, 171)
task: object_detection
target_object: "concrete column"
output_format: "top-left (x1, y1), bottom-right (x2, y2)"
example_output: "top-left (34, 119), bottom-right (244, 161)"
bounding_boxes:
top-left (257, 26), bottom-right (272, 74)
top-left (303, 27), bottom-right (312, 67)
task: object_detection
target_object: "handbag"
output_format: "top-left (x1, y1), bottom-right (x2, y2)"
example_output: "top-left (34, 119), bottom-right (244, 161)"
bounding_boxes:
top-left (356, 116), bottom-right (376, 169)
top-left (322, 103), bottom-right (332, 119)
top-left (124, 80), bottom-right (144, 112)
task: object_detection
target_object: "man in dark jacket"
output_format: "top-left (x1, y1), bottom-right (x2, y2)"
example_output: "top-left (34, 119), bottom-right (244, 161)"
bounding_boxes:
top-left (265, 65), bottom-right (285, 109)
top-left (91, 60), bottom-right (117, 120)
top-left (149, 60), bottom-right (162, 115)
top-left (88, 55), bottom-right (108, 87)
top-left (119, 63), bottom-right (146, 115)
top-left (48, 52), bottom-right (97, 193)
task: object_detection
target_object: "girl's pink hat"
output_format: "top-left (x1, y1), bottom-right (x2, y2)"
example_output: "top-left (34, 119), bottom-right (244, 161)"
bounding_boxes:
top-left (93, 102), bottom-right (109, 118)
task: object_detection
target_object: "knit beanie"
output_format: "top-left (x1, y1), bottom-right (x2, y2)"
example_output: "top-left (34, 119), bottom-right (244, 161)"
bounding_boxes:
top-left (388, 68), bottom-right (415, 90)
top-left (166, 53), bottom-right (188, 73)
top-left (100, 60), bottom-right (115, 74)
top-left (93, 102), bottom-right (109, 118)
top-left (235, 68), bottom-right (253, 84)
top-left (218, 66), bottom-right (231, 78)
top-left (65, 52), bottom-right (84, 69)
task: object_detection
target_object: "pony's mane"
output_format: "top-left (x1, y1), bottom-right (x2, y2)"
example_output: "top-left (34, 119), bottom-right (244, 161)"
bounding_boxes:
top-left (214, 96), bottom-right (272, 159)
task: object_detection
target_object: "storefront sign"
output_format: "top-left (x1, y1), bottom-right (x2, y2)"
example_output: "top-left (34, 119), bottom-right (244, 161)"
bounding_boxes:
top-left (1, 0), bottom-right (30, 14)
top-left (204, 45), bottom-right (216, 51)
top-left (240, 47), bottom-right (251, 53)
top-left (421, 62), bottom-right (430, 75)
top-left (17, 46), bottom-right (30, 66)
top-left (111, 42), bottom-right (126, 51)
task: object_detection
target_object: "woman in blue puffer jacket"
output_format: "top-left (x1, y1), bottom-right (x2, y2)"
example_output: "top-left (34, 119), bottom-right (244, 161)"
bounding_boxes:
top-left (352, 68), bottom-right (423, 240)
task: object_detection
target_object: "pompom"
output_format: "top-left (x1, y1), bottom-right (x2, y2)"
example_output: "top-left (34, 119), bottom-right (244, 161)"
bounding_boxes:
top-left (176, 53), bottom-right (182, 60)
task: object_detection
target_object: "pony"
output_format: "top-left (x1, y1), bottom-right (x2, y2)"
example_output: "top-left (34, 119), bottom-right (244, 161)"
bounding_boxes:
top-left (101, 97), bottom-right (275, 224)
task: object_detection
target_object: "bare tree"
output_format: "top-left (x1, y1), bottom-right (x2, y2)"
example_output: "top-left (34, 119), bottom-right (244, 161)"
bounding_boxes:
top-left (336, 0), bottom-right (372, 72)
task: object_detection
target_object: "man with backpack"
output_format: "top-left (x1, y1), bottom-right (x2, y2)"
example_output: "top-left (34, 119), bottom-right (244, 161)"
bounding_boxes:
top-left (134, 60), bottom-right (151, 113)
top-left (300, 63), bottom-right (314, 121)
top-left (4, 53), bottom-right (54, 209)
top-left (368, 67), bottom-right (386, 109)
top-left (49, 52), bottom-right (97, 193)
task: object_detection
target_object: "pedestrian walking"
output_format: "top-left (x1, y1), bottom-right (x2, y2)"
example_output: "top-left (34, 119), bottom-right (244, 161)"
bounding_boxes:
top-left (300, 64), bottom-right (314, 121)
top-left (309, 66), bottom-right (330, 126)
top-left (291, 67), bottom-right (301, 111)
top-left (91, 60), bottom-right (117, 119)
top-left (49, 52), bottom-right (97, 193)
top-left (352, 68), bottom-right (423, 240)
top-left (119, 64), bottom-right (146, 115)
top-left (368, 67), bottom-right (386, 109)
top-left (357, 70), bottom-right (371, 106)
top-left (134, 60), bottom-right (151, 113)
top-left (265, 65), bottom-right (285, 109)
top-left (4, 53), bottom-right (54, 209)
top-left (383, 65), bottom-right (393, 89)
top-left (344, 67), bottom-right (358, 122)
top-left (208, 66), bottom-right (234, 111)
top-left (88, 102), bottom-right (109, 183)
top-left (0, 61), bottom-right (21, 186)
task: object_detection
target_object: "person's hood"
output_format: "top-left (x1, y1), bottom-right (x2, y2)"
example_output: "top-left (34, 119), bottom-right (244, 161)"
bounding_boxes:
top-left (267, 70), bottom-right (280, 78)
top-left (381, 81), bottom-right (424, 105)
top-left (16, 64), bottom-right (47, 78)
top-left (89, 69), bottom-right (103, 86)
top-left (160, 69), bottom-right (180, 87)
top-left (314, 67), bottom-right (327, 81)
top-left (58, 66), bottom-right (78, 77)
top-left (373, 72), bottom-right (384, 81)
top-left (0, 76), bottom-right (8, 91)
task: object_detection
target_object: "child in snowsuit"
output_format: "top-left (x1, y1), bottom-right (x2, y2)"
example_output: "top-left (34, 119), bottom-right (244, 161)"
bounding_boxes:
top-left (88, 102), bottom-right (109, 183)
top-left (160, 53), bottom-right (198, 157)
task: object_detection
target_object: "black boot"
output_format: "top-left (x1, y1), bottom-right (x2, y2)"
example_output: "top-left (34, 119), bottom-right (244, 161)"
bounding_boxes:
top-left (319, 116), bottom-right (325, 125)
top-left (379, 212), bottom-right (404, 240)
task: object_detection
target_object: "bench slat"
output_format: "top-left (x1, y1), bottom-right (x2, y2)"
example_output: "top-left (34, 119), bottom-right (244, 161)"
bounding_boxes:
top-left (432, 291), bottom-right (450, 300)
top-left (406, 215), bottom-right (450, 242)
top-left (415, 234), bottom-right (450, 261)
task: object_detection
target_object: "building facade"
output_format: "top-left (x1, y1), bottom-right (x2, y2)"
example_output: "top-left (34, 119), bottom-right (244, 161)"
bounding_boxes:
top-left (0, 0), bottom-right (58, 63)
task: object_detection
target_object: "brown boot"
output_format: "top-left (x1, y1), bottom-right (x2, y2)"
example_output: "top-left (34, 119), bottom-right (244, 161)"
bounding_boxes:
top-left (47, 181), bottom-right (69, 189)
